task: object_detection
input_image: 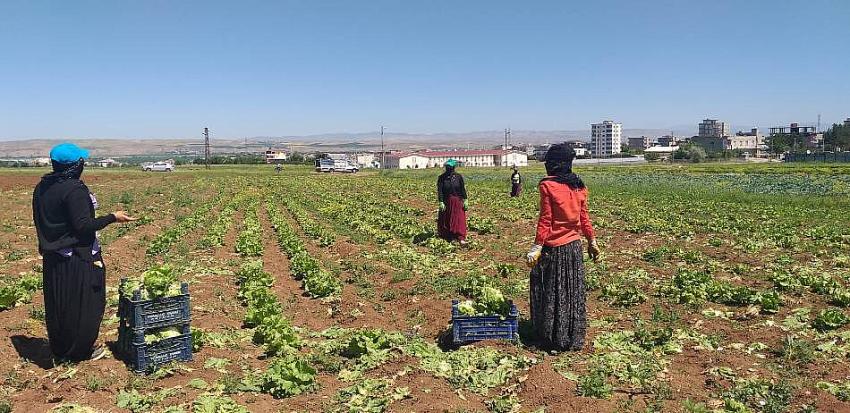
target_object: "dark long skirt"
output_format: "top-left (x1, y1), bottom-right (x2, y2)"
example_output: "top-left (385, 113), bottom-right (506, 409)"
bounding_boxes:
top-left (437, 195), bottom-right (467, 241)
top-left (42, 253), bottom-right (106, 361)
top-left (510, 183), bottom-right (522, 197)
top-left (529, 240), bottom-right (587, 351)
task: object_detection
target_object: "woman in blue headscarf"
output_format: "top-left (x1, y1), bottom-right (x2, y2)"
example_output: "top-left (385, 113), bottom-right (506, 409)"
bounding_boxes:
top-left (437, 159), bottom-right (468, 244)
top-left (32, 143), bottom-right (136, 362)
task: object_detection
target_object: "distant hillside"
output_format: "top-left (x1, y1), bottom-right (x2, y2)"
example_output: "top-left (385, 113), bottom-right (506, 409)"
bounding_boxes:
top-left (0, 128), bottom-right (680, 158)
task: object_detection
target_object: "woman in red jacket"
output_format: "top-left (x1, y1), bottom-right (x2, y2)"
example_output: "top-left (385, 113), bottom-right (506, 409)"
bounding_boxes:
top-left (526, 143), bottom-right (600, 351)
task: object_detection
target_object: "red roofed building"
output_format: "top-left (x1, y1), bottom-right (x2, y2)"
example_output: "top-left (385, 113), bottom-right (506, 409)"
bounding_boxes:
top-left (383, 149), bottom-right (528, 169)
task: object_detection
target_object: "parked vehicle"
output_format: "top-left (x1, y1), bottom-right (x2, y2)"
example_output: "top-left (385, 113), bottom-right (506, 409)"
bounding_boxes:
top-left (315, 158), bottom-right (335, 173)
top-left (143, 162), bottom-right (174, 172)
top-left (332, 159), bottom-right (359, 173)
top-left (315, 156), bottom-right (358, 173)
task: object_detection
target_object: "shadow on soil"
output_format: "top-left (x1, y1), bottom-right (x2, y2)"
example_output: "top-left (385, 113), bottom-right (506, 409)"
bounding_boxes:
top-left (10, 335), bottom-right (55, 369)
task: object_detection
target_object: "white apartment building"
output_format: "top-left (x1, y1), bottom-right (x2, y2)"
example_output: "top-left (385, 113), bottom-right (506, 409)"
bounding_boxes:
top-left (698, 119), bottom-right (730, 138)
top-left (590, 121), bottom-right (622, 156)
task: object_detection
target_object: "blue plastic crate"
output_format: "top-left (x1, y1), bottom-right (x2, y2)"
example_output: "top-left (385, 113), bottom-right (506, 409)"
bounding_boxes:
top-left (451, 300), bottom-right (519, 344)
top-left (118, 323), bottom-right (193, 373)
top-left (119, 279), bottom-right (191, 331)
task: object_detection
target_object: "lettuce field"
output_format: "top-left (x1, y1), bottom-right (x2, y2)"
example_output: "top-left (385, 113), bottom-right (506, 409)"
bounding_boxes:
top-left (1, 162), bottom-right (849, 412)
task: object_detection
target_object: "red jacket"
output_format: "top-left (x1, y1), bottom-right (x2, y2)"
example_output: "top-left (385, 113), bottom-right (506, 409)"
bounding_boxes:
top-left (535, 178), bottom-right (595, 247)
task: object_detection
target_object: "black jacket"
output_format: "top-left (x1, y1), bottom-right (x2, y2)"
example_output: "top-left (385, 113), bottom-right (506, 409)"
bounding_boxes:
top-left (437, 172), bottom-right (467, 202)
top-left (32, 178), bottom-right (114, 261)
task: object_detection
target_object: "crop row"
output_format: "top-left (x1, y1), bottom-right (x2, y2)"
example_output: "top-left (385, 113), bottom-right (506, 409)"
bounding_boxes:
top-left (302, 177), bottom-right (500, 245)
top-left (266, 199), bottom-right (341, 298)
top-left (287, 179), bottom-right (477, 257)
top-left (198, 194), bottom-right (246, 248)
top-left (235, 259), bottom-right (317, 397)
top-left (235, 199), bottom-right (263, 257)
top-left (770, 262), bottom-right (850, 307)
top-left (278, 196), bottom-right (335, 247)
top-left (296, 178), bottom-right (431, 242)
top-left (281, 182), bottom-right (394, 244)
top-left (146, 202), bottom-right (215, 255)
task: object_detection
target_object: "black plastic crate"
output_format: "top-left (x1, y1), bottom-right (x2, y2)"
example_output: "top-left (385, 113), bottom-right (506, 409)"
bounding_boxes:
top-left (118, 279), bottom-right (191, 331)
top-left (118, 324), bottom-right (193, 373)
top-left (451, 300), bottom-right (519, 344)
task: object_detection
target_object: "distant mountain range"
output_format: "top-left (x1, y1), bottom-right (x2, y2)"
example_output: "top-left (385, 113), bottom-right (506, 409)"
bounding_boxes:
top-left (0, 128), bottom-right (689, 158)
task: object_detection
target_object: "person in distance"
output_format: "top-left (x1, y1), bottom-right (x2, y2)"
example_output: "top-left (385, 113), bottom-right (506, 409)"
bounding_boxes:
top-left (510, 165), bottom-right (522, 197)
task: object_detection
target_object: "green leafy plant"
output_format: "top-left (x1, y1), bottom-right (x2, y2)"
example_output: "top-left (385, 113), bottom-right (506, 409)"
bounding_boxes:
top-left (577, 369), bottom-right (613, 399)
top-left (259, 354), bottom-right (317, 398)
top-left (812, 308), bottom-right (850, 332)
top-left (120, 265), bottom-right (181, 299)
top-left (235, 203), bottom-right (264, 257)
top-left (457, 285), bottom-right (510, 317)
top-left (601, 282), bottom-right (647, 307)
top-left (817, 380), bottom-right (850, 402)
top-left (0, 274), bottom-right (42, 311)
top-left (191, 394), bottom-right (249, 413)
top-left (332, 378), bottom-right (410, 413)
top-left (144, 326), bottom-right (183, 344)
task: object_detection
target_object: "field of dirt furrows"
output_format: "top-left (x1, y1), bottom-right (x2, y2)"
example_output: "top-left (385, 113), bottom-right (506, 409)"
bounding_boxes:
top-left (1, 165), bottom-right (850, 413)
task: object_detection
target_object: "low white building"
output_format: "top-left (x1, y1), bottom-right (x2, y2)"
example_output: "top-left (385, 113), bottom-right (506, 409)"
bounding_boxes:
top-left (354, 153), bottom-right (377, 168)
top-left (33, 157), bottom-right (52, 167)
top-left (644, 145), bottom-right (679, 160)
top-left (384, 153), bottom-right (431, 169)
top-left (534, 142), bottom-right (588, 159)
top-left (264, 149), bottom-right (289, 164)
top-left (384, 149), bottom-right (528, 169)
top-left (98, 158), bottom-right (120, 167)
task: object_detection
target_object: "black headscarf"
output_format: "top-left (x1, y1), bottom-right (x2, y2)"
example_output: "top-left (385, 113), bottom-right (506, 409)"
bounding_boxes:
top-left (42, 159), bottom-right (85, 183)
top-left (440, 164), bottom-right (456, 178)
top-left (542, 143), bottom-right (585, 189)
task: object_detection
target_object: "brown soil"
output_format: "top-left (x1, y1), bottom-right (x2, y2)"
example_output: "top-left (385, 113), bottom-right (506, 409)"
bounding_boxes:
top-left (2, 170), bottom-right (849, 413)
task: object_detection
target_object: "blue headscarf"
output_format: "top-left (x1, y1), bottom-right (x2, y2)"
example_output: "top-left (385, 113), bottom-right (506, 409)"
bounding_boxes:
top-left (45, 143), bottom-right (89, 182)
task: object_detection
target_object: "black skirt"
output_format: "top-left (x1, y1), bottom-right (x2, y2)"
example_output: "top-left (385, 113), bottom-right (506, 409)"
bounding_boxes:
top-left (529, 240), bottom-right (587, 351)
top-left (42, 253), bottom-right (106, 361)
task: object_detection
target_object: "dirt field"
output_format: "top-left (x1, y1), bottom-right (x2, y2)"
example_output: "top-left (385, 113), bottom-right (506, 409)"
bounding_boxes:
top-left (1, 164), bottom-right (849, 413)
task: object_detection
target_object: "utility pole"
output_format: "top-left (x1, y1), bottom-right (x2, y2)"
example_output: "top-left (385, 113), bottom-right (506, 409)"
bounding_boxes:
top-left (204, 127), bottom-right (210, 169)
top-left (504, 128), bottom-right (511, 149)
top-left (818, 113), bottom-right (823, 153)
top-left (380, 126), bottom-right (385, 169)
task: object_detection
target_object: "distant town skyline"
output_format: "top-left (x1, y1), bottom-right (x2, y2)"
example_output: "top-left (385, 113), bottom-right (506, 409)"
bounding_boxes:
top-left (1, 0), bottom-right (848, 140)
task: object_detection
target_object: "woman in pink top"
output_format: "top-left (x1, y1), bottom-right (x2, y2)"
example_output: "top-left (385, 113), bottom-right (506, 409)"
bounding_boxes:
top-left (526, 143), bottom-right (600, 351)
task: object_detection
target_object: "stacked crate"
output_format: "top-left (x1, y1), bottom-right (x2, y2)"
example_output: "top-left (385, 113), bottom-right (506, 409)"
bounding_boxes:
top-left (117, 279), bottom-right (193, 373)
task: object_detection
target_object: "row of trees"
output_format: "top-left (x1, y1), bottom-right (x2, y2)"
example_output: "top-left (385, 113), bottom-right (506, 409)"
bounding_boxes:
top-left (192, 154), bottom-right (265, 165)
top-left (824, 122), bottom-right (850, 151)
top-left (766, 122), bottom-right (850, 154)
top-left (189, 152), bottom-right (317, 165)
top-left (644, 144), bottom-right (754, 163)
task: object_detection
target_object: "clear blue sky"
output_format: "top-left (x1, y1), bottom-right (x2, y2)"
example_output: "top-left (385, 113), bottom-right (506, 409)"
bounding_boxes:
top-left (1, 0), bottom-right (848, 139)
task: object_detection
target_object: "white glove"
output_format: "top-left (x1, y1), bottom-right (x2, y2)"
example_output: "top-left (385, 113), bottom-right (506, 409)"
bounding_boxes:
top-left (526, 244), bottom-right (543, 267)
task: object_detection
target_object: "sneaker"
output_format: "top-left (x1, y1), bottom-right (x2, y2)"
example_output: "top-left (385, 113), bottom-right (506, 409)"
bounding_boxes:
top-left (90, 346), bottom-right (108, 361)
